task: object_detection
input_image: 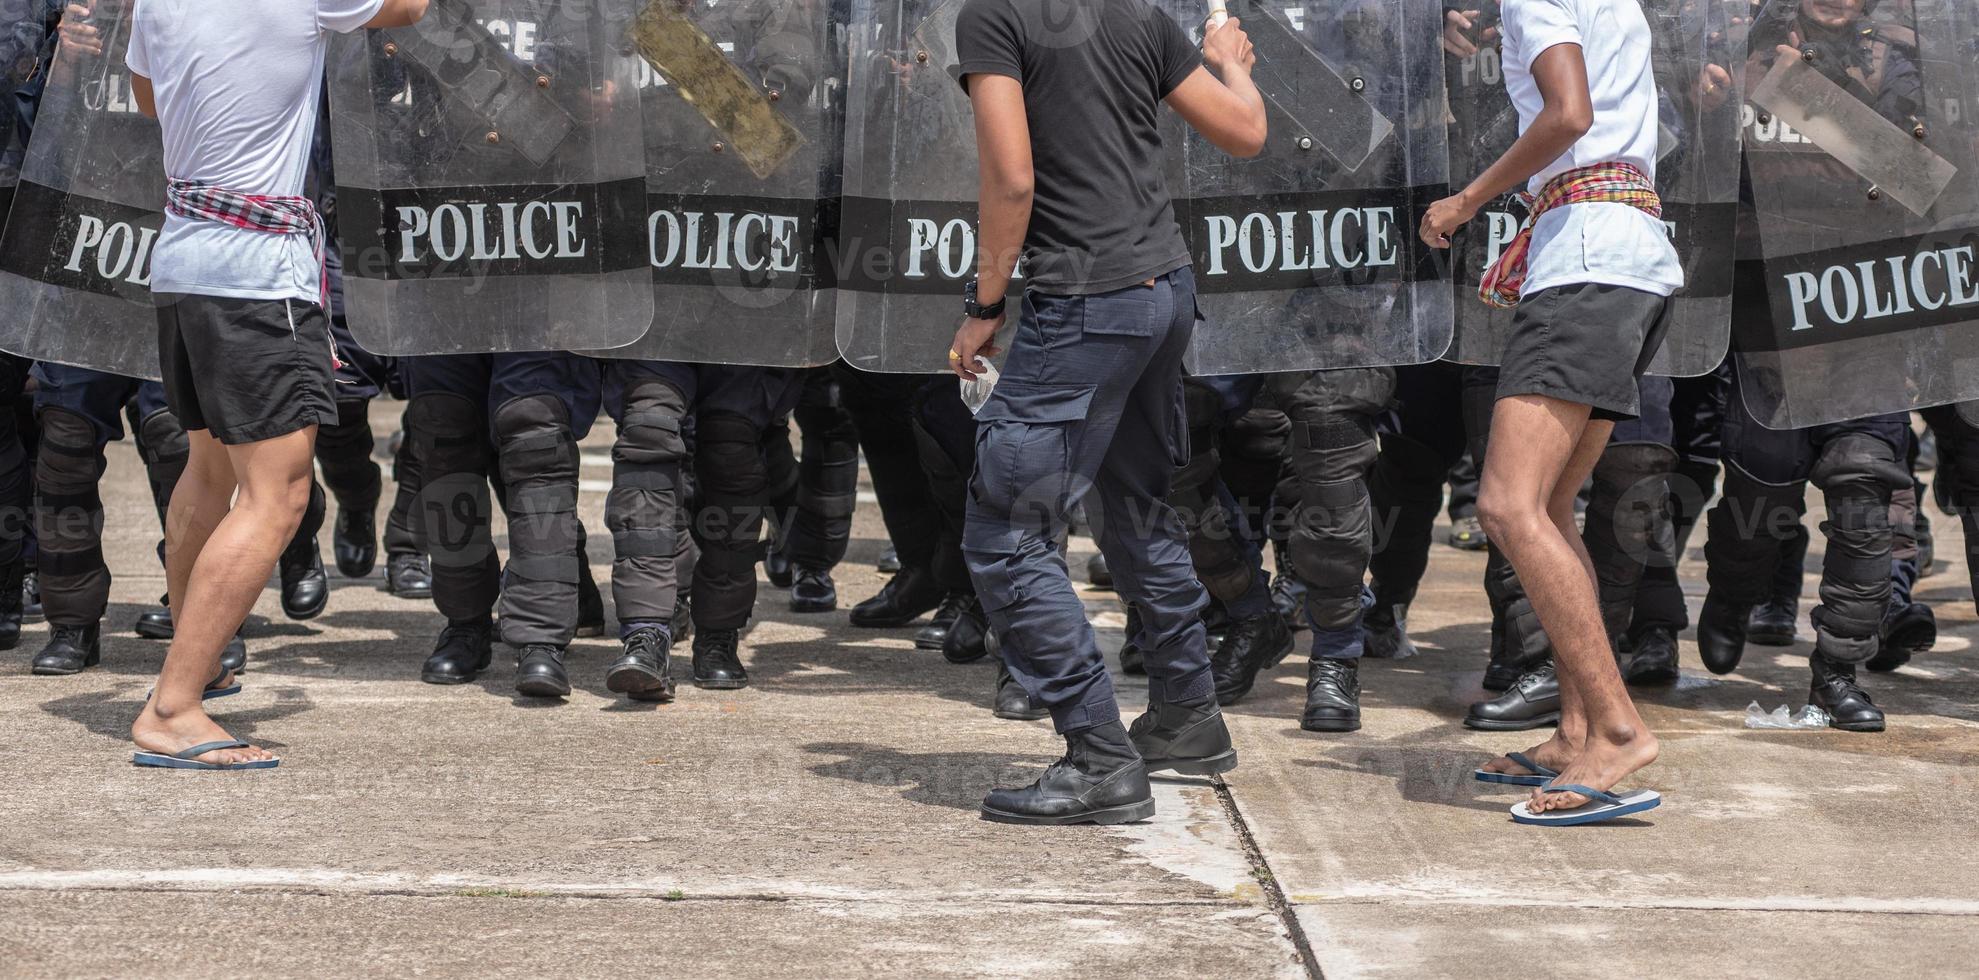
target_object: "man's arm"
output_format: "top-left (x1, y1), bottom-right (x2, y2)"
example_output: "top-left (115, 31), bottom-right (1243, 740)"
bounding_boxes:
top-left (1419, 41), bottom-right (1591, 247)
top-left (1163, 20), bottom-right (1264, 158)
top-left (364, 0), bottom-right (428, 30)
top-left (131, 72), bottom-right (155, 117)
top-left (948, 71), bottom-right (1030, 380)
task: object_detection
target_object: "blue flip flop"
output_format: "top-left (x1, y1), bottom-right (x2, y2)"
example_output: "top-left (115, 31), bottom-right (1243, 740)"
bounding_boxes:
top-left (132, 740), bottom-right (280, 771)
top-left (1474, 751), bottom-right (1558, 787)
top-left (1510, 784), bottom-right (1661, 826)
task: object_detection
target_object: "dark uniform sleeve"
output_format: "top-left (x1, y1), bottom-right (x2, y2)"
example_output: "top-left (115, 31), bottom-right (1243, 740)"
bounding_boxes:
top-left (1150, 8), bottom-right (1202, 98)
top-left (955, 0), bottom-right (1023, 91)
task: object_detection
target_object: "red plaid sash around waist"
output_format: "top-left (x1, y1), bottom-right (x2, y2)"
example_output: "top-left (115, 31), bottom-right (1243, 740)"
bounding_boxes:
top-left (1476, 161), bottom-right (1662, 309)
top-left (165, 178), bottom-right (328, 310)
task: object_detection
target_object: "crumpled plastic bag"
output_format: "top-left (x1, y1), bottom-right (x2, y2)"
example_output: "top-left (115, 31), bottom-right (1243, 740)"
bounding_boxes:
top-left (1743, 701), bottom-right (1832, 730)
top-left (961, 358), bottom-right (1000, 416)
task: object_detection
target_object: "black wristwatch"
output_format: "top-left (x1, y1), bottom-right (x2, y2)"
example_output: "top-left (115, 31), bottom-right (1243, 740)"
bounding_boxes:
top-left (964, 279), bottom-right (1007, 321)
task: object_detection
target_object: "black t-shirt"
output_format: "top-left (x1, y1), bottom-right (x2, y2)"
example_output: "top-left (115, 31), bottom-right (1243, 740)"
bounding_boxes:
top-left (956, 0), bottom-right (1202, 295)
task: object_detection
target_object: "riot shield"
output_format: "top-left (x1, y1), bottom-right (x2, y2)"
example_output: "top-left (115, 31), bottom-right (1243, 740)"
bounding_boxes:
top-left (1158, 0), bottom-right (1452, 376)
top-left (329, 0), bottom-right (653, 355)
top-left (837, 0), bottom-right (1452, 375)
top-left (1733, 0), bottom-right (1979, 429)
top-left (0, 2), bottom-right (168, 379)
top-left (585, 0), bottom-right (844, 366)
top-left (1444, 0), bottom-right (1743, 377)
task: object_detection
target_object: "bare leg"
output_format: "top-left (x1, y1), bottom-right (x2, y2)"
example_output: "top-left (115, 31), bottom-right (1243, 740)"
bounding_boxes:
top-left (1477, 396), bottom-right (1658, 810)
top-left (132, 427), bottom-right (318, 766)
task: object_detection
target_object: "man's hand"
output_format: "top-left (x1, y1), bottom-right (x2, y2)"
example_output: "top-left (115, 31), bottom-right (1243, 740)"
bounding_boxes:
top-left (948, 313), bottom-right (1005, 381)
top-left (1694, 63), bottom-right (1732, 112)
top-left (1441, 9), bottom-right (1496, 59)
top-left (58, 4), bottom-right (102, 64)
top-left (1202, 18), bottom-right (1254, 76)
top-left (1419, 190), bottom-right (1478, 249)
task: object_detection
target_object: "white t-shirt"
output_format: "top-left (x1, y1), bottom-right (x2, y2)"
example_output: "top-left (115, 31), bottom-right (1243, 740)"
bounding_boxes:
top-left (1500, 0), bottom-right (1682, 298)
top-left (127, 0), bottom-right (384, 303)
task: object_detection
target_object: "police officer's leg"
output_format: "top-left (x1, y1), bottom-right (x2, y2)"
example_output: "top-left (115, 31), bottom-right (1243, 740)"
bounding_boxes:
top-left (317, 314), bottom-right (387, 580)
top-left (836, 364), bottom-right (950, 627)
top-left (600, 360), bottom-right (694, 702)
top-left (382, 402), bottom-right (432, 598)
top-left (687, 367), bottom-right (802, 688)
top-left (1274, 368), bottom-right (1392, 733)
top-left (274, 474), bottom-right (330, 621)
top-left (1218, 404), bottom-right (1293, 620)
top-left (761, 413), bottom-right (800, 589)
top-left (1869, 464), bottom-right (1935, 672)
top-left (126, 387), bottom-right (187, 642)
top-left (1461, 367), bottom-right (1559, 731)
top-left (1364, 362), bottom-right (1468, 664)
top-left (1697, 459), bottom-right (1807, 675)
top-left (1582, 378), bottom-right (1680, 684)
top-left (27, 366), bottom-right (131, 674)
top-left (1804, 425), bottom-right (1908, 731)
top-left (492, 353), bottom-right (599, 697)
top-left (0, 354), bottom-right (31, 650)
top-left (1632, 369), bottom-right (1727, 653)
top-left (784, 369), bottom-right (858, 612)
top-left (912, 380), bottom-right (994, 666)
top-left (403, 355), bottom-right (500, 685)
top-left (1920, 403), bottom-right (1979, 614)
top-left (1172, 376), bottom-right (1286, 704)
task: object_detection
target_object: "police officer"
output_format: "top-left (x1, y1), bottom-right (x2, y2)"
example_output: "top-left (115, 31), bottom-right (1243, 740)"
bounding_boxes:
top-left (951, 2), bottom-right (1266, 825)
top-left (1694, 0), bottom-right (1929, 733)
top-left (762, 367), bottom-right (858, 613)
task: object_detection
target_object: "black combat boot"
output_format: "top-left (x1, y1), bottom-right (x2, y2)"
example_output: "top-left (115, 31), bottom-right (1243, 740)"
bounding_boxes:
top-left (1465, 661), bottom-right (1560, 731)
top-left (606, 627), bottom-right (676, 703)
top-left (31, 622), bottom-right (101, 675)
top-left (1481, 617), bottom-right (1521, 692)
top-left (691, 628), bottom-right (748, 689)
top-left (1129, 695), bottom-right (1236, 776)
top-left (278, 539), bottom-right (329, 621)
top-left (1362, 602), bottom-right (1418, 660)
top-left (134, 594), bottom-right (174, 640)
top-left (942, 596), bottom-right (989, 664)
top-left (979, 721), bottom-right (1154, 825)
top-left (790, 567), bottom-right (838, 614)
top-left (515, 644), bottom-right (571, 698)
top-left (1746, 595), bottom-right (1799, 647)
top-left (386, 552), bottom-right (433, 600)
top-left (220, 633), bottom-right (248, 675)
top-left (764, 547), bottom-right (794, 589)
top-left (1810, 655), bottom-right (1885, 732)
top-left (849, 565), bottom-right (943, 628)
top-left (1622, 626), bottom-right (1681, 685)
top-left (876, 544), bottom-right (901, 574)
top-left (1695, 596), bottom-right (1751, 675)
top-left (1209, 610), bottom-right (1295, 705)
top-left (915, 592), bottom-right (970, 650)
top-left (1086, 552), bottom-right (1113, 590)
top-left (1301, 657), bottom-right (1362, 733)
top-left (993, 661), bottom-right (1048, 720)
top-left (333, 500), bottom-right (379, 579)
top-left (422, 617), bottom-right (493, 685)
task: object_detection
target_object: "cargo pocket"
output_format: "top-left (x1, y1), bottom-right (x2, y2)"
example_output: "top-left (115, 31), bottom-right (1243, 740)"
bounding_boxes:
top-left (969, 380), bottom-right (1097, 536)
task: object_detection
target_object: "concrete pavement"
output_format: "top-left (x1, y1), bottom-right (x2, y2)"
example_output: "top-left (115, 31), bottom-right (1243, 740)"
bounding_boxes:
top-left (0, 409), bottom-right (1974, 978)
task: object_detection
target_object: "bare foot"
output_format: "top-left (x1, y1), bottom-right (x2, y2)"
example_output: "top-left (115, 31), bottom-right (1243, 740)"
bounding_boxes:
top-left (1482, 731), bottom-right (1578, 776)
top-left (131, 702), bottom-right (276, 767)
top-left (1526, 730), bottom-right (1659, 813)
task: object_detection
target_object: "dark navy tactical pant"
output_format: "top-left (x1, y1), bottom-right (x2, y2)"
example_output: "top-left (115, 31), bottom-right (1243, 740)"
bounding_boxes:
top-left (965, 268), bottom-right (1211, 733)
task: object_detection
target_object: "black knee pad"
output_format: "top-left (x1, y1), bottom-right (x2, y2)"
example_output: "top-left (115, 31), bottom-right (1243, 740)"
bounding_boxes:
top-left (494, 393), bottom-right (582, 584)
top-left (317, 400), bottom-right (374, 455)
top-left (1226, 407), bottom-right (1291, 463)
top-left (696, 411), bottom-right (770, 503)
top-left (133, 408), bottom-right (189, 472)
top-left (607, 380), bottom-right (688, 562)
top-left (34, 407), bottom-right (109, 595)
top-left (1809, 435), bottom-right (1902, 662)
top-left (408, 392), bottom-right (490, 473)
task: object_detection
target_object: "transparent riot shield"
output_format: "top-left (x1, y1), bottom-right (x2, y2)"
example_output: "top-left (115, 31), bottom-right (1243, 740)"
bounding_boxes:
top-left (1444, 0), bottom-right (1743, 377)
top-left (1734, 0), bottom-right (1979, 428)
top-left (833, 0), bottom-right (972, 372)
top-left (1158, 0), bottom-right (1452, 376)
top-left (837, 0), bottom-right (1453, 375)
top-left (0, 2), bottom-right (167, 379)
top-left (584, 0), bottom-right (844, 366)
top-left (329, 0), bottom-right (652, 355)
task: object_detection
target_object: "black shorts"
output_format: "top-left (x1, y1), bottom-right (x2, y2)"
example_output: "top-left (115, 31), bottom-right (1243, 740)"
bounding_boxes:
top-left (157, 294), bottom-right (338, 445)
top-left (1496, 282), bottom-right (1674, 422)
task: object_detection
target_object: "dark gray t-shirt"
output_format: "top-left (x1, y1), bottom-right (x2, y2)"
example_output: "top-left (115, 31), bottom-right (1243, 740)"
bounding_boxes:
top-left (956, 0), bottom-right (1201, 295)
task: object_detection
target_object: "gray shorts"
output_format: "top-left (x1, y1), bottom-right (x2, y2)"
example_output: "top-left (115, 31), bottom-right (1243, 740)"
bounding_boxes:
top-left (1496, 282), bottom-right (1674, 422)
top-left (156, 294), bottom-right (338, 445)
